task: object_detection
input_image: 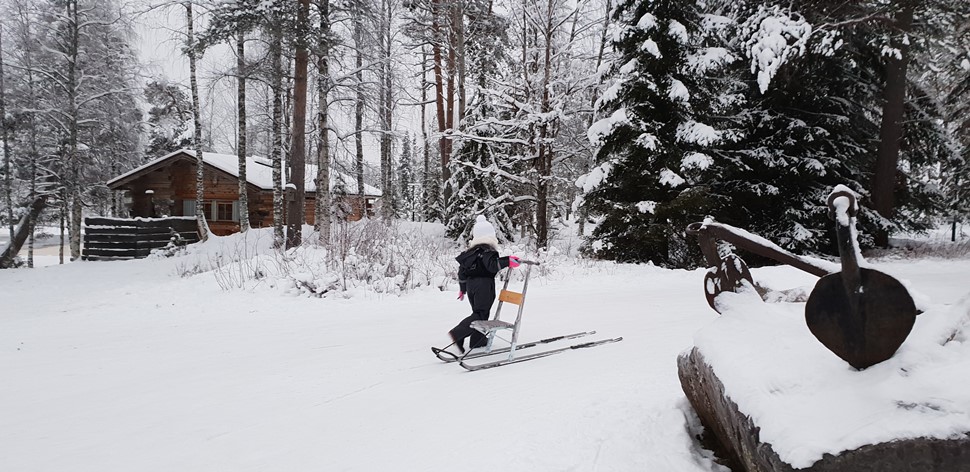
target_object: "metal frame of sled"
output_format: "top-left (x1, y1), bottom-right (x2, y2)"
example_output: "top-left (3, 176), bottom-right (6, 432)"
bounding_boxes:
top-left (436, 259), bottom-right (622, 371)
top-left (469, 258), bottom-right (537, 360)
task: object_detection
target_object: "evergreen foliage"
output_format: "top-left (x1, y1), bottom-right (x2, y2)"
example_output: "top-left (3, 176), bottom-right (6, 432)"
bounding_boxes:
top-left (144, 81), bottom-right (192, 158)
top-left (394, 133), bottom-right (418, 219)
top-left (580, 0), bottom-right (733, 265)
top-left (581, 0), bottom-right (961, 267)
top-left (421, 155), bottom-right (443, 223)
top-left (722, 3), bottom-right (883, 254)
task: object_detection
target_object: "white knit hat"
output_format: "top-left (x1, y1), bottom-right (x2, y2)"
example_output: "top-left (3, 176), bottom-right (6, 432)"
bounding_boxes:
top-left (471, 215), bottom-right (496, 239)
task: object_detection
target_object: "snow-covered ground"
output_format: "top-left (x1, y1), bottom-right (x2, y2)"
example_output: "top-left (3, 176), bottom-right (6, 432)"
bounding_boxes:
top-left (1, 225), bottom-right (968, 471)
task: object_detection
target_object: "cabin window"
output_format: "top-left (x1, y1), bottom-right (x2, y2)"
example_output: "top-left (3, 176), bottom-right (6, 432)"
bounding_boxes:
top-left (216, 202), bottom-right (234, 221)
top-left (183, 200), bottom-right (196, 217)
top-left (366, 198), bottom-right (376, 217)
top-left (183, 200), bottom-right (239, 222)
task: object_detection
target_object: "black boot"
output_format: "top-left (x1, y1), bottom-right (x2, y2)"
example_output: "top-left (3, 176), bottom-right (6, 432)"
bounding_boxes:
top-left (449, 332), bottom-right (465, 354)
top-left (469, 335), bottom-right (488, 349)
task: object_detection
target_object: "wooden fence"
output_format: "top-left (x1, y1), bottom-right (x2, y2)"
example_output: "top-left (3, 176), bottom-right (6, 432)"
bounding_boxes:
top-left (82, 217), bottom-right (201, 261)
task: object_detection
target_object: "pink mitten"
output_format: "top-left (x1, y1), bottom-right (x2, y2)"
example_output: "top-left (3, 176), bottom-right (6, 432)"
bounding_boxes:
top-left (458, 291), bottom-right (465, 301)
top-left (509, 256), bottom-right (521, 269)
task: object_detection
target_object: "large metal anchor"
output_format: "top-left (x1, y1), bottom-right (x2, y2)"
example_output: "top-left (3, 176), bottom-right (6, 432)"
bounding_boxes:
top-left (804, 190), bottom-right (917, 369)
top-left (688, 189), bottom-right (918, 369)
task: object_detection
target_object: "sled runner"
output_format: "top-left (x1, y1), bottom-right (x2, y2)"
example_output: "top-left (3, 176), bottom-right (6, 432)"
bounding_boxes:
top-left (432, 259), bottom-right (622, 371)
top-left (431, 330), bottom-right (598, 362)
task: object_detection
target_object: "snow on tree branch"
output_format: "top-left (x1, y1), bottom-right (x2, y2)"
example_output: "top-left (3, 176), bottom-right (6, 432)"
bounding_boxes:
top-left (742, 6), bottom-right (813, 94)
top-left (588, 108), bottom-right (629, 146)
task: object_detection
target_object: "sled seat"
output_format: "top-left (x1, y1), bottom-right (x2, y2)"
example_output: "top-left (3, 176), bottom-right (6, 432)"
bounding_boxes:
top-left (471, 319), bottom-right (514, 334)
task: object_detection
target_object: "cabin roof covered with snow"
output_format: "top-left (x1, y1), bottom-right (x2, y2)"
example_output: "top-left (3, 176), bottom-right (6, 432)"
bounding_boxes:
top-left (107, 149), bottom-right (382, 197)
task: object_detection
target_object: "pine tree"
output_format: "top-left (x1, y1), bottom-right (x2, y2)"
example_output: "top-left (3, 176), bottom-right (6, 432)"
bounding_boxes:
top-left (144, 81), bottom-right (192, 157)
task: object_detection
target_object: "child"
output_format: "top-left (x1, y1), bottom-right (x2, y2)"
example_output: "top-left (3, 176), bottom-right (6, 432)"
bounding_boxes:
top-left (448, 215), bottom-right (520, 354)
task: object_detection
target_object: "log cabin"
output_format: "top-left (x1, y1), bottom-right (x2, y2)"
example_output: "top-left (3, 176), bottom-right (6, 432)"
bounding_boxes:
top-left (106, 149), bottom-right (383, 236)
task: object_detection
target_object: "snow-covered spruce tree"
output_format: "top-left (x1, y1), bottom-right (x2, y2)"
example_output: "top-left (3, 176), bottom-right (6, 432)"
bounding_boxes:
top-left (422, 159), bottom-right (444, 223)
top-left (580, 0), bottom-right (739, 266)
top-left (705, 3), bottom-right (879, 255)
top-left (721, 1), bottom-right (952, 254)
top-left (395, 133), bottom-right (423, 220)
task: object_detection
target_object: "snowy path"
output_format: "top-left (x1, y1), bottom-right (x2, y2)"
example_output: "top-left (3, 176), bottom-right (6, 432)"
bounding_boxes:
top-left (2, 254), bottom-right (967, 471)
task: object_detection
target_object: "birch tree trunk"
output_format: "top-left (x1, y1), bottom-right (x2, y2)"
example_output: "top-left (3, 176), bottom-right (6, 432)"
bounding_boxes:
top-left (287, 0), bottom-right (310, 249)
top-left (271, 26), bottom-right (284, 247)
top-left (67, 0), bottom-right (83, 260)
top-left (236, 28), bottom-right (250, 232)
top-left (186, 2), bottom-right (208, 242)
top-left (26, 52), bottom-right (39, 268)
top-left (444, 26), bottom-right (455, 178)
top-left (0, 23), bottom-right (13, 243)
top-left (315, 0), bottom-right (332, 244)
top-left (871, 0), bottom-right (915, 247)
top-left (453, 0), bottom-right (466, 122)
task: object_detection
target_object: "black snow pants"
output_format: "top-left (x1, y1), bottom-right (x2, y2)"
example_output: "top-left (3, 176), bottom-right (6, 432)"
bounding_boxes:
top-left (450, 277), bottom-right (496, 349)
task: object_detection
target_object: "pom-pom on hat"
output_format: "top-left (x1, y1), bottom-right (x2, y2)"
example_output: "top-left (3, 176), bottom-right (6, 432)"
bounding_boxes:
top-left (471, 215), bottom-right (496, 239)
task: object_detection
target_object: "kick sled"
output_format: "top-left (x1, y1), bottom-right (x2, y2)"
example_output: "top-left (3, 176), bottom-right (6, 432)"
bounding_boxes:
top-left (432, 259), bottom-right (622, 371)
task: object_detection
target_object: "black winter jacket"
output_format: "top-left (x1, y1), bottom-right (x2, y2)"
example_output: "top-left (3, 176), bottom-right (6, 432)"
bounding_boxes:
top-left (456, 244), bottom-right (510, 293)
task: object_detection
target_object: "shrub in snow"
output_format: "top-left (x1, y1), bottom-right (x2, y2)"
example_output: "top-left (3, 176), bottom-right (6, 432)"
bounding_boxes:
top-left (166, 218), bottom-right (604, 297)
top-left (172, 221), bottom-right (459, 296)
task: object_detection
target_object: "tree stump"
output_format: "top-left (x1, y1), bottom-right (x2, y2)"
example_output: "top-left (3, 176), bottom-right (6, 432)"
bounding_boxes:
top-left (678, 347), bottom-right (970, 471)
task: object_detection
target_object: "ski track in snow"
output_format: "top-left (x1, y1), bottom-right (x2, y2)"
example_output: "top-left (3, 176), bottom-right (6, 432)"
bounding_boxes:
top-left (1, 252), bottom-right (968, 471)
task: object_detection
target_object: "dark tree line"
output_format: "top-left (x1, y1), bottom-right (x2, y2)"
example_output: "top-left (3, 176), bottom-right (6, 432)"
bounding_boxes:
top-left (580, 0), bottom-right (970, 267)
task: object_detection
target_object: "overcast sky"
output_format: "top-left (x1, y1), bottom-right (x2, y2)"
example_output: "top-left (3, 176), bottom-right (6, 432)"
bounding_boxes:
top-left (129, 1), bottom-right (409, 169)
